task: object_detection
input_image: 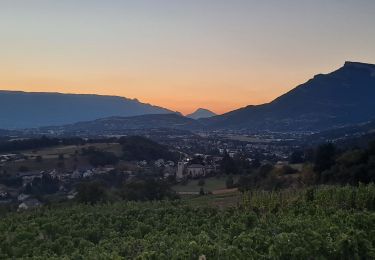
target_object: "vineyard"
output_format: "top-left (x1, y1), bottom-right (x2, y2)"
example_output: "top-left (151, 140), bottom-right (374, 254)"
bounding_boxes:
top-left (1, 185), bottom-right (375, 259)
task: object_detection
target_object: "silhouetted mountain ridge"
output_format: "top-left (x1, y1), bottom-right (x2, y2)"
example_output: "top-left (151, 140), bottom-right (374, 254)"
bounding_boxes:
top-left (203, 61), bottom-right (375, 131)
top-left (187, 108), bottom-right (216, 119)
top-left (0, 91), bottom-right (175, 129)
top-left (43, 113), bottom-right (203, 134)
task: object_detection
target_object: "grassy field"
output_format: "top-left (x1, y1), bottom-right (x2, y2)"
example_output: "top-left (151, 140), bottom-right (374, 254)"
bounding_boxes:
top-left (182, 191), bottom-right (241, 208)
top-left (21, 143), bottom-right (122, 159)
top-left (172, 176), bottom-right (239, 193)
top-left (226, 135), bottom-right (273, 143)
top-left (0, 143), bottom-right (122, 175)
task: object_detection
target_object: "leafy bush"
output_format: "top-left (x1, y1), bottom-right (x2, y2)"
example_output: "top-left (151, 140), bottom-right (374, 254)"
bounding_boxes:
top-left (120, 136), bottom-right (178, 161)
top-left (82, 147), bottom-right (119, 167)
top-left (76, 181), bottom-right (108, 204)
top-left (120, 178), bottom-right (177, 201)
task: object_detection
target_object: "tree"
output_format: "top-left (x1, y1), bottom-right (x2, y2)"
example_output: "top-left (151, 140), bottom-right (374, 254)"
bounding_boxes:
top-left (368, 140), bottom-right (375, 155)
top-left (120, 179), bottom-right (177, 201)
top-left (314, 143), bottom-right (336, 174)
top-left (76, 181), bottom-right (108, 205)
top-left (251, 159), bottom-right (261, 169)
top-left (279, 165), bottom-right (298, 175)
top-left (258, 164), bottom-right (274, 178)
top-left (57, 161), bottom-right (65, 169)
top-left (220, 152), bottom-right (238, 174)
top-left (86, 150), bottom-right (119, 167)
top-left (120, 136), bottom-right (178, 161)
top-left (226, 176), bottom-right (234, 188)
top-left (289, 150), bottom-right (304, 164)
top-left (237, 176), bottom-right (254, 192)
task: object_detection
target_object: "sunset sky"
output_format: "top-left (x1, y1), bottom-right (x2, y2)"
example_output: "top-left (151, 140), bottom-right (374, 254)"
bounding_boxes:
top-left (1, 0), bottom-right (375, 115)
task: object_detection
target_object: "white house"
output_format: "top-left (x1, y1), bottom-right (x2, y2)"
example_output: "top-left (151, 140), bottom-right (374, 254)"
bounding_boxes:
top-left (18, 198), bottom-right (42, 211)
top-left (154, 159), bottom-right (165, 167)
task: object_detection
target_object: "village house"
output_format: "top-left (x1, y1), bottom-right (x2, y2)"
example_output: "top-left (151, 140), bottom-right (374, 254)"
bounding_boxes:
top-left (82, 169), bottom-right (94, 178)
top-left (166, 161), bottom-right (175, 167)
top-left (186, 164), bottom-right (206, 178)
top-left (17, 193), bottom-right (30, 202)
top-left (17, 171), bottom-right (43, 187)
top-left (137, 160), bottom-right (147, 167)
top-left (154, 159), bottom-right (165, 167)
top-left (18, 198), bottom-right (42, 211)
top-left (0, 154), bottom-right (24, 163)
top-left (71, 170), bottom-right (82, 179)
top-left (0, 185), bottom-right (10, 202)
top-left (67, 190), bottom-right (78, 200)
top-left (93, 167), bottom-right (115, 175)
top-left (176, 161), bottom-right (214, 180)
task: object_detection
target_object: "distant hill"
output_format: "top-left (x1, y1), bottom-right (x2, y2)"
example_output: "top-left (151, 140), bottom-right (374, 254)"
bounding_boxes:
top-left (44, 113), bottom-right (203, 134)
top-left (120, 136), bottom-right (178, 161)
top-left (305, 120), bottom-right (375, 146)
top-left (0, 129), bottom-right (15, 137)
top-left (187, 108), bottom-right (216, 119)
top-left (0, 91), bottom-right (175, 129)
top-left (204, 61), bottom-right (375, 131)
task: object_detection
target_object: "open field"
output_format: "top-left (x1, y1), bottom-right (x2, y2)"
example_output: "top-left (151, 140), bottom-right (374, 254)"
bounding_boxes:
top-left (172, 176), bottom-right (239, 193)
top-left (0, 143), bottom-right (122, 175)
top-left (182, 190), bottom-right (241, 208)
top-left (225, 135), bottom-right (274, 143)
top-left (21, 143), bottom-right (122, 159)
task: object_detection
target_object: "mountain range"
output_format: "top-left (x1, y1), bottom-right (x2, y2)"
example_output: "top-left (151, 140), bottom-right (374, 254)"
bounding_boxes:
top-left (203, 61), bottom-right (375, 131)
top-left (1, 61), bottom-right (374, 133)
top-left (0, 91), bottom-right (174, 129)
top-left (42, 113), bottom-right (202, 134)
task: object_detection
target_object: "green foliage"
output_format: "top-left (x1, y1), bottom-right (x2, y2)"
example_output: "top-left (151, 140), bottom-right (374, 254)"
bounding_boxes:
top-left (76, 181), bottom-right (108, 205)
top-left (198, 178), bottom-right (205, 186)
top-left (237, 164), bottom-right (286, 191)
top-left (82, 147), bottom-right (119, 167)
top-left (289, 150), bottom-right (305, 164)
top-left (226, 175), bottom-right (234, 188)
top-left (314, 143), bottom-right (336, 174)
top-left (0, 136), bottom-right (86, 153)
top-left (220, 152), bottom-right (238, 174)
top-left (322, 145), bottom-right (375, 184)
top-left (120, 179), bottom-right (177, 201)
top-left (0, 185), bottom-right (375, 259)
top-left (120, 136), bottom-right (177, 161)
top-left (279, 165), bottom-right (298, 175)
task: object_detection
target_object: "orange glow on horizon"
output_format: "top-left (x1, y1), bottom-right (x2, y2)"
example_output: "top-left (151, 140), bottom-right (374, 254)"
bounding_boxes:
top-left (1, 56), bottom-right (331, 115)
top-left (0, 70), bottom-right (312, 115)
top-left (1, 0), bottom-right (375, 116)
